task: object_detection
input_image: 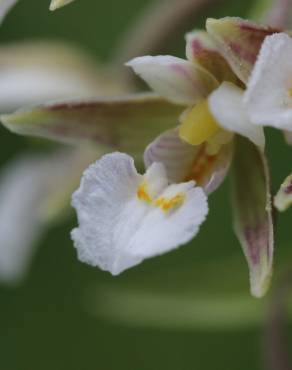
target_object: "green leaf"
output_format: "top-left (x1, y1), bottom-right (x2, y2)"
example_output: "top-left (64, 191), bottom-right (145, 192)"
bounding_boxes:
top-left (1, 93), bottom-right (182, 159)
top-left (87, 248), bottom-right (292, 331)
top-left (91, 287), bottom-right (264, 331)
top-left (231, 136), bottom-right (274, 298)
top-left (87, 255), bottom-right (267, 331)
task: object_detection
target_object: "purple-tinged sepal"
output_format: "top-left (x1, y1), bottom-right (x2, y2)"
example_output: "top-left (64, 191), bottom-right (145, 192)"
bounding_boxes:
top-left (232, 136), bottom-right (274, 298)
top-left (127, 56), bottom-right (218, 105)
top-left (185, 31), bottom-right (236, 83)
top-left (144, 128), bottom-right (198, 184)
top-left (0, 94), bottom-right (182, 159)
top-left (144, 128), bottom-right (233, 195)
top-left (206, 17), bottom-right (279, 84)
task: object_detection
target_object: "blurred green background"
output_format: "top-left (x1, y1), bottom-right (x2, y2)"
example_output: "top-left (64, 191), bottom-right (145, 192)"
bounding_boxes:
top-left (1, 0), bottom-right (292, 369)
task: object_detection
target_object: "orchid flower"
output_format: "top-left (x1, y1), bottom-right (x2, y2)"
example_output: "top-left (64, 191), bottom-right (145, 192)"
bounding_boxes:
top-left (0, 0), bottom-right (213, 282)
top-left (0, 32), bottom-right (235, 283)
top-left (0, 0), bottom-right (214, 284)
top-left (0, 17), bottom-right (277, 297)
top-left (123, 20), bottom-right (275, 297)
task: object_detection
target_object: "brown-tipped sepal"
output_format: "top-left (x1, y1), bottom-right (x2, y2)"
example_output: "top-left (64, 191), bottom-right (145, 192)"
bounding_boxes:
top-left (206, 17), bottom-right (279, 84)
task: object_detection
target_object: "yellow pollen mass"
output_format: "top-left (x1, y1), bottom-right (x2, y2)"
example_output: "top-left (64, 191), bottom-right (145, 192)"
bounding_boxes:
top-left (137, 183), bottom-right (152, 203)
top-left (155, 194), bottom-right (185, 212)
top-left (179, 100), bottom-right (220, 146)
top-left (289, 88), bottom-right (292, 98)
top-left (137, 182), bottom-right (185, 212)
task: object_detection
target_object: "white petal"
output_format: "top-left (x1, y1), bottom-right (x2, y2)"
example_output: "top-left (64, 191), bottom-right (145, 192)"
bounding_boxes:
top-left (0, 68), bottom-right (95, 111)
top-left (126, 55), bottom-right (218, 105)
top-left (0, 0), bottom-right (18, 24)
top-left (0, 147), bottom-right (101, 283)
top-left (0, 156), bottom-right (46, 283)
top-left (209, 82), bottom-right (265, 150)
top-left (50, 0), bottom-right (75, 11)
top-left (0, 42), bottom-right (120, 112)
top-left (144, 128), bottom-right (199, 183)
top-left (71, 152), bottom-right (208, 275)
top-left (244, 33), bottom-right (292, 130)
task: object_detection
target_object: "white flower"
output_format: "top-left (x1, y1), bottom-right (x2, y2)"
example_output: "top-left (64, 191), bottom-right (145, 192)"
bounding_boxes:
top-left (127, 36), bottom-right (265, 151)
top-left (71, 152), bottom-right (208, 275)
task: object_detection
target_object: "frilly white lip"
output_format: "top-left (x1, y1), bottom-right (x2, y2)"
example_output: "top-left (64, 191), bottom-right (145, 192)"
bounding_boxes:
top-left (71, 152), bottom-right (208, 275)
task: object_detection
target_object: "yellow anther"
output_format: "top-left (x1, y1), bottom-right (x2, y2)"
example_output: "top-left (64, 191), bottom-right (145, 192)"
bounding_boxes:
top-left (137, 182), bottom-right (185, 212)
top-left (179, 100), bottom-right (220, 146)
top-left (137, 183), bottom-right (152, 203)
top-left (155, 194), bottom-right (185, 212)
top-left (289, 88), bottom-right (292, 98)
